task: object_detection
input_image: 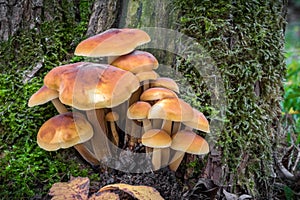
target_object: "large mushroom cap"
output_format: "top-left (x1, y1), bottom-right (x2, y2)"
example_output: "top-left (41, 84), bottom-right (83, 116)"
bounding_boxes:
top-left (44, 62), bottom-right (140, 110)
top-left (111, 50), bottom-right (159, 73)
top-left (148, 97), bottom-right (194, 122)
top-left (171, 130), bottom-right (209, 154)
top-left (127, 101), bottom-right (151, 120)
top-left (44, 62), bottom-right (85, 90)
top-left (183, 108), bottom-right (210, 133)
top-left (37, 112), bottom-right (93, 151)
top-left (28, 85), bottom-right (59, 107)
top-left (142, 129), bottom-right (171, 148)
top-left (74, 29), bottom-right (151, 57)
top-left (140, 87), bottom-right (178, 102)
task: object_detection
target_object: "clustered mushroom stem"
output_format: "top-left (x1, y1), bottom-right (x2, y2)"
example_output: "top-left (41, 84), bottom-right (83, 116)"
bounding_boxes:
top-left (73, 144), bottom-right (101, 167)
top-left (152, 148), bottom-right (162, 171)
top-left (161, 120), bottom-right (172, 167)
top-left (86, 109), bottom-right (111, 161)
top-left (51, 98), bottom-right (68, 114)
top-left (142, 119), bottom-right (152, 133)
top-left (171, 122), bottom-right (181, 135)
top-left (109, 121), bottom-right (119, 146)
top-left (128, 121), bottom-right (142, 150)
top-left (143, 80), bottom-right (150, 91)
top-left (169, 151), bottom-right (185, 172)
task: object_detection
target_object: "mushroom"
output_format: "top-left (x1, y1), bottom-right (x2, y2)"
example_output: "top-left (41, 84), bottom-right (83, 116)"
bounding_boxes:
top-left (37, 112), bottom-right (100, 168)
top-left (140, 87), bottom-right (178, 105)
top-left (43, 62), bottom-right (140, 160)
top-left (74, 29), bottom-right (151, 63)
top-left (141, 129), bottom-right (172, 170)
top-left (182, 108), bottom-right (210, 133)
top-left (150, 77), bottom-right (180, 93)
top-left (28, 85), bottom-right (68, 114)
top-left (148, 97), bottom-right (194, 166)
top-left (127, 101), bottom-right (152, 150)
top-left (110, 50), bottom-right (159, 74)
top-left (135, 70), bottom-right (158, 91)
top-left (105, 111), bottom-right (120, 147)
top-left (169, 129), bottom-right (209, 171)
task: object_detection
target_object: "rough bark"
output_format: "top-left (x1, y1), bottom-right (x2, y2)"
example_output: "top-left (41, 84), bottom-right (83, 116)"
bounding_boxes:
top-left (0, 0), bottom-right (43, 41)
top-left (86, 0), bottom-right (121, 36)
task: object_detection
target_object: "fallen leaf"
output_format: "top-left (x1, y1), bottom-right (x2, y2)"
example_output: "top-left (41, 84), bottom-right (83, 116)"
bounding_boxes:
top-left (89, 191), bottom-right (120, 200)
top-left (99, 183), bottom-right (164, 200)
top-left (49, 176), bottom-right (90, 200)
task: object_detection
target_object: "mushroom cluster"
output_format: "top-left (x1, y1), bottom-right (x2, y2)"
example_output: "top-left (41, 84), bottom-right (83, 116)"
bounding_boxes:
top-left (28, 28), bottom-right (210, 171)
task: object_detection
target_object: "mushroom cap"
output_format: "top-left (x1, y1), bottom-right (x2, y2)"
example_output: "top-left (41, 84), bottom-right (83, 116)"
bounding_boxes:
top-left (45, 62), bottom-right (140, 110)
top-left (111, 50), bottom-right (159, 73)
top-left (148, 97), bottom-right (194, 122)
top-left (136, 70), bottom-right (158, 82)
top-left (142, 129), bottom-right (172, 148)
top-left (183, 108), bottom-right (210, 133)
top-left (127, 101), bottom-right (151, 120)
top-left (171, 130), bottom-right (209, 154)
top-left (140, 87), bottom-right (178, 102)
top-left (74, 29), bottom-right (151, 57)
top-left (44, 62), bottom-right (85, 90)
top-left (28, 85), bottom-right (59, 107)
top-left (150, 77), bottom-right (179, 93)
top-left (105, 111), bottom-right (119, 122)
top-left (37, 112), bottom-right (93, 151)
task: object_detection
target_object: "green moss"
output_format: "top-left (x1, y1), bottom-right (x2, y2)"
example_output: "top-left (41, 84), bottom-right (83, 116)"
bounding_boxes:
top-left (174, 0), bottom-right (286, 197)
top-left (0, 0), bottom-right (97, 198)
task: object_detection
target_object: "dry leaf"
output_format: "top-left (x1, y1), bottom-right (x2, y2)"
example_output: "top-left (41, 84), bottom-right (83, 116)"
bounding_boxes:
top-left (99, 183), bottom-right (164, 200)
top-left (89, 191), bottom-right (120, 200)
top-left (49, 176), bottom-right (90, 200)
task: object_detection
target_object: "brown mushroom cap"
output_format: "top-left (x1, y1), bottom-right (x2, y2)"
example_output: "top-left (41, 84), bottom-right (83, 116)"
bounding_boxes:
top-left (45, 62), bottom-right (140, 110)
top-left (74, 29), bottom-right (151, 57)
top-left (44, 62), bottom-right (86, 90)
top-left (141, 129), bottom-right (171, 148)
top-left (111, 50), bottom-right (159, 73)
top-left (140, 87), bottom-right (178, 102)
top-left (171, 130), bottom-right (209, 154)
top-left (148, 97), bottom-right (194, 122)
top-left (127, 101), bottom-right (151, 120)
top-left (136, 70), bottom-right (158, 82)
top-left (183, 108), bottom-right (210, 133)
top-left (105, 111), bottom-right (119, 122)
top-left (150, 77), bottom-right (179, 93)
top-left (37, 112), bottom-right (93, 151)
top-left (28, 85), bottom-right (59, 107)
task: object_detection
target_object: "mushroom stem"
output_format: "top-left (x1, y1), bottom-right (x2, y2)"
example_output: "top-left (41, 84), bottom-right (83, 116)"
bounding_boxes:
top-left (171, 122), bottom-right (181, 135)
top-left (109, 121), bottom-right (119, 146)
top-left (143, 80), bottom-right (150, 91)
top-left (86, 109), bottom-right (111, 161)
top-left (128, 121), bottom-right (142, 150)
top-left (152, 148), bottom-right (162, 171)
top-left (169, 151), bottom-right (185, 171)
top-left (161, 120), bottom-right (172, 166)
top-left (51, 98), bottom-right (68, 114)
top-left (161, 120), bottom-right (172, 134)
top-left (152, 119), bottom-right (163, 129)
top-left (142, 119), bottom-right (152, 133)
top-left (74, 143), bottom-right (100, 167)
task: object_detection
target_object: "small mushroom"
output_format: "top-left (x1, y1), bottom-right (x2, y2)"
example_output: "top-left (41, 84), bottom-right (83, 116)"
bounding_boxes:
top-left (28, 85), bottom-right (68, 114)
top-left (111, 50), bottom-right (159, 74)
top-left (37, 112), bottom-right (100, 168)
top-left (150, 77), bottom-right (180, 93)
top-left (140, 87), bottom-right (178, 105)
top-left (127, 101), bottom-right (152, 150)
top-left (105, 111), bottom-right (120, 146)
top-left (142, 129), bottom-right (171, 170)
top-left (182, 108), bottom-right (210, 133)
top-left (135, 70), bottom-right (159, 91)
top-left (148, 97), bottom-right (194, 166)
top-left (169, 129), bottom-right (209, 171)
